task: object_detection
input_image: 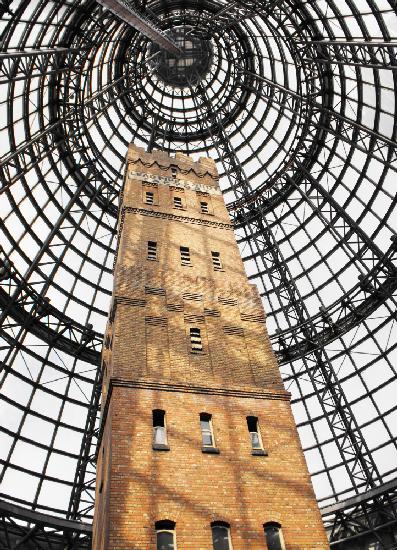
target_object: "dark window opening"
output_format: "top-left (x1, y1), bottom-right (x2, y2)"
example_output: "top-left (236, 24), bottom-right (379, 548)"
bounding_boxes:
top-left (212, 522), bottom-right (232, 550)
top-left (200, 201), bottom-right (209, 213)
top-left (145, 191), bottom-right (154, 204)
top-left (180, 246), bottom-right (191, 265)
top-left (153, 410), bottom-right (167, 446)
top-left (190, 327), bottom-right (203, 352)
top-left (174, 196), bottom-right (183, 209)
top-left (200, 413), bottom-right (214, 447)
top-left (148, 241), bottom-right (157, 261)
top-left (247, 416), bottom-right (263, 450)
top-left (264, 522), bottom-right (284, 550)
top-left (211, 251), bottom-right (222, 270)
top-left (171, 167), bottom-right (177, 179)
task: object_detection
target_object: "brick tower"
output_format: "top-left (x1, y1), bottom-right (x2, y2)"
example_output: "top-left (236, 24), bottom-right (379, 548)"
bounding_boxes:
top-left (92, 144), bottom-right (329, 549)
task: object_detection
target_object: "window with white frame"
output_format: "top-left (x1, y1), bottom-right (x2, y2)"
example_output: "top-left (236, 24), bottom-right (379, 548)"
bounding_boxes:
top-left (153, 410), bottom-right (167, 447)
top-left (247, 416), bottom-right (263, 450)
top-left (211, 522), bottom-right (233, 550)
top-left (264, 522), bottom-right (285, 550)
top-left (200, 413), bottom-right (215, 447)
top-left (156, 520), bottom-right (176, 550)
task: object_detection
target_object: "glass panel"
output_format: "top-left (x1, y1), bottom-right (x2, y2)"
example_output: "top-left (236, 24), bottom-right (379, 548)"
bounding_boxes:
top-left (157, 531), bottom-right (174, 550)
top-left (265, 526), bottom-right (283, 550)
top-left (200, 418), bottom-right (213, 446)
top-left (154, 426), bottom-right (166, 445)
top-left (202, 431), bottom-right (213, 446)
top-left (212, 526), bottom-right (231, 550)
top-left (250, 431), bottom-right (261, 449)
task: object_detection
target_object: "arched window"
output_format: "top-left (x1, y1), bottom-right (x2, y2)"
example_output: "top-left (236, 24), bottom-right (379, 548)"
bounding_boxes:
top-left (156, 520), bottom-right (176, 550)
top-left (211, 521), bottom-right (233, 550)
top-left (264, 522), bottom-right (285, 550)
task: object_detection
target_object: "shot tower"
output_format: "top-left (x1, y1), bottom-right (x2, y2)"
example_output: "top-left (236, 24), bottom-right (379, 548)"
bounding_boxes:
top-left (92, 144), bottom-right (328, 549)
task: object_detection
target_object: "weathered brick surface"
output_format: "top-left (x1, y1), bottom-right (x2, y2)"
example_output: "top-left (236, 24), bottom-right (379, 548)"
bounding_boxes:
top-left (93, 144), bottom-right (329, 549)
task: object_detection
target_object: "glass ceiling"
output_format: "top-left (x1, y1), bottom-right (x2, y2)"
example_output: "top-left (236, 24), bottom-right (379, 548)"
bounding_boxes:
top-left (0, 0), bottom-right (396, 539)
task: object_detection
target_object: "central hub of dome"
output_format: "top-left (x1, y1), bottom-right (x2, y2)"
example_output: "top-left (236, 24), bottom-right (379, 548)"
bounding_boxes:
top-left (149, 26), bottom-right (213, 88)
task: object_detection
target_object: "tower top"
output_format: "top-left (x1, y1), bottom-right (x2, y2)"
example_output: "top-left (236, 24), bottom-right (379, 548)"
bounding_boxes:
top-left (127, 143), bottom-right (218, 180)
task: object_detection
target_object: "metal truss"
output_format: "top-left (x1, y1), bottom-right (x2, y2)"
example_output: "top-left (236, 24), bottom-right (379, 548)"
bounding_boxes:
top-left (0, 500), bottom-right (91, 549)
top-left (322, 480), bottom-right (397, 548)
top-left (96, 0), bottom-right (181, 54)
top-left (0, 47), bottom-right (91, 84)
top-left (297, 40), bottom-right (397, 71)
top-left (1, 0), bottom-right (397, 548)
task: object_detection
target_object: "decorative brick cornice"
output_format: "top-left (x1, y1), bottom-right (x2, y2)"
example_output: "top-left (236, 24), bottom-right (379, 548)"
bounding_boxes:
top-left (123, 206), bottom-right (234, 230)
top-left (128, 170), bottom-right (221, 193)
top-left (110, 378), bottom-right (290, 400)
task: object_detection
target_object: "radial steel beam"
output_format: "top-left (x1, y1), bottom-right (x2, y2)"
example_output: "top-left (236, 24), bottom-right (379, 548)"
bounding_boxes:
top-left (239, 68), bottom-right (397, 165)
top-left (96, 0), bottom-right (181, 55)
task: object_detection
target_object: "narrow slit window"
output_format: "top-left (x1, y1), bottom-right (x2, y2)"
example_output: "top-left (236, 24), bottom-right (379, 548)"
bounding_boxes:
top-left (264, 522), bottom-right (285, 550)
top-left (153, 410), bottom-right (167, 446)
top-left (156, 520), bottom-right (176, 550)
top-left (211, 251), bottom-right (222, 270)
top-left (174, 196), bottom-right (183, 209)
top-left (190, 327), bottom-right (203, 352)
top-left (145, 191), bottom-right (154, 204)
top-left (247, 416), bottom-right (263, 450)
top-left (200, 201), bottom-right (209, 213)
top-left (212, 522), bottom-right (232, 550)
top-left (171, 167), bottom-right (177, 179)
top-left (180, 246), bottom-right (191, 265)
top-left (148, 241), bottom-right (157, 261)
top-left (200, 413), bottom-right (214, 447)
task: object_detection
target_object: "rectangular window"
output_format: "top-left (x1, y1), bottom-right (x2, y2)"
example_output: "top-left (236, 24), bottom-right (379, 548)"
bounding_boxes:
top-left (180, 246), bottom-right (191, 265)
top-left (190, 327), bottom-right (202, 352)
top-left (200, 413), bottom-right (214, 447)
top-left (147, 241), bottom-right (157, 261)
top-left (247, 416), bottom-right (263, 450)
top-left (174, 196), bottom-right (183, 209)
top-left (153, 410), bottom-right (167, 447)
top-left (171, 167), bottom-right (177, 179)
top-left (200, 201), bottom-right (209, 214)
top-left (211, 251), bottom-right (222, 270)
top-left (145, 191), bottom-right (154, 204)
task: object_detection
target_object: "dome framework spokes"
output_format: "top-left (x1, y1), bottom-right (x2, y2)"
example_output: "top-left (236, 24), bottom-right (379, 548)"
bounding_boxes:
top-left (0, 0), bottom-right (397, 548)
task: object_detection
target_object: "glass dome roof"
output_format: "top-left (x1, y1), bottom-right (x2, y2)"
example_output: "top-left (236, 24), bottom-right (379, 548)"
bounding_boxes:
top-left (0, 0), bottom-right (396, 546)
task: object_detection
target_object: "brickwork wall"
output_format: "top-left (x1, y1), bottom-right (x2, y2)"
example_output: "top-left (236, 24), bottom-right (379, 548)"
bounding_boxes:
top-left (92, 144), bottom-right (329, 549)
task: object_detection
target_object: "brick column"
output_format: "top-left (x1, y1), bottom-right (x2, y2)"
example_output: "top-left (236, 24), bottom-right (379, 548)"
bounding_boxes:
top-left (92, 144), bottom-right (329, 549)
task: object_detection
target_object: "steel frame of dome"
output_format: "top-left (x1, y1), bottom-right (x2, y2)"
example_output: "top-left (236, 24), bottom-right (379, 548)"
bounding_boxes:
top-left (0, 0), bottom-right (397, 548)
